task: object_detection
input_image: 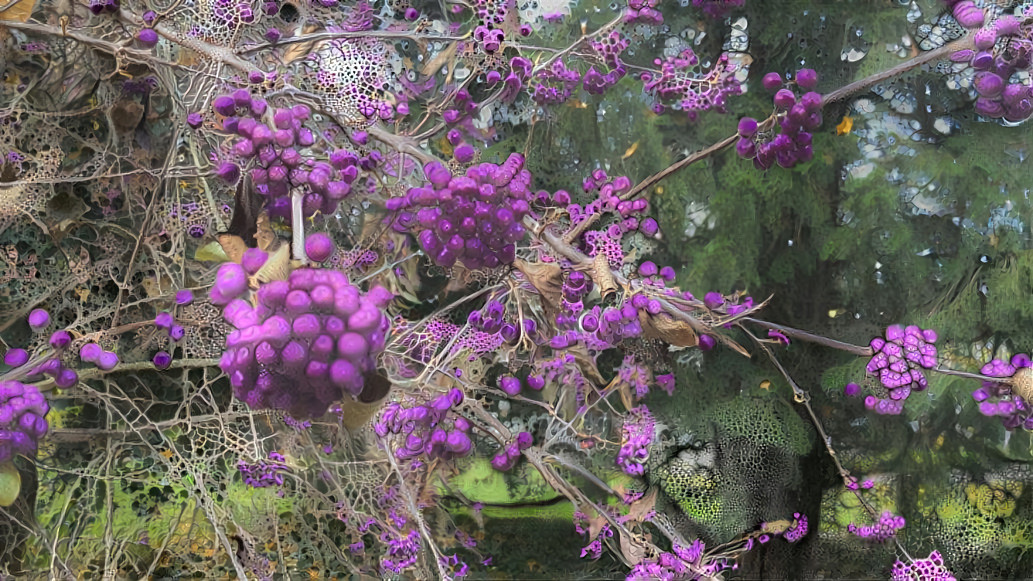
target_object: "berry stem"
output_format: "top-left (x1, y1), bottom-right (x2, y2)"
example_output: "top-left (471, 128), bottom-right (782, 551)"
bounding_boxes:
top-left (741, 317), bottom-right (873, 356)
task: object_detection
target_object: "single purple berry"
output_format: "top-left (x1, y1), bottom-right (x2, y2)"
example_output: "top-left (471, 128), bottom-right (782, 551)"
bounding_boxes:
top-left (97, 351), bottom-right (119, 371)
top-left (4, 348), bottom-right (29, 367)
top-left (28, 309), bottom-right (50, 330)
top-left (762, 72), bottom-right (783, 92)
top-left (795, 68), bottom-right (818, 89)
top-left (186, 112), bottom-right (203, 129)
top-left (49, 330), bottom-right (71, 349)
top-left (175, 289), bottom-right (194, 305)
top-left (699, 334), bottom-right (716, 351)
top-left (305, 233), bottom-right (335, 262)
top-left (153, 351), bottom-right (172, 370)
top-left (136, 28), bottom-right (159, 48)
top-left (80, 342), bottom-right (103, 363)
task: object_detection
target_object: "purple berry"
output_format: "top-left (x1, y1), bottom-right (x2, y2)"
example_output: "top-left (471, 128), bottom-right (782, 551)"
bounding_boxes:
top-left (305, 233), bottom-right (335, 262)
top-left (28, 309), bottom-right (50, 331)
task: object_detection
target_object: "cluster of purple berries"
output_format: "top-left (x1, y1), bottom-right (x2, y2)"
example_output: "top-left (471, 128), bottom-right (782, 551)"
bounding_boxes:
top-left (210, 258), bottom-right (393, 419)
top-left (212, 92), bottom-right (361, 220)
top-left (972, 353), bottom-right (1033, 430)
top-left (4, 314), bottom-right (79, 386)
top-left (616, 405), bottom-right (655, 476)
top-left (624, 0), bottom-right (663, 25)
top-left (238, 450), bottom-right (290, 489)
top-left (891, 550), bottom-right (957, 581)
top-left (388, 155), bottom-right (531, 269)
top-left (78, 342), bottom-right (120, 371)
top-left (87, 0), bottom-right (118, 14)
top-left (375, 389), bottom-right (473, 462)
top-left (489, 430), bottom-right (532, 471)
top-left (467, 300), bottom-right (527, 346)
top-left (863, 325), bottom-right (938, 414)
top-left (529, 60), bottom-right (582, 106)
top-left (736, 69), bottom-right (821, 170)
top-left (949, 12), bottom-right (1033, 122)
top-left (640, 50), bottom-right (741, 119)
top-left (848, 511), bottom-right (906, 542)
top-left (0, 380), bottom-right (49, 463)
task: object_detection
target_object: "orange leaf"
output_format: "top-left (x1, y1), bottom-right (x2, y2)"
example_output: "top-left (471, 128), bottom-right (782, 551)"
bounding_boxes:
top-left (0, 0), bottom-right (37, 23)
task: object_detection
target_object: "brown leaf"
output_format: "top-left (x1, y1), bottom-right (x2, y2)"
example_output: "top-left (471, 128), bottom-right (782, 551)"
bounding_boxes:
top-left (568, 344), bottom-right (605, 386)
top-left (254, 210), bottom-right (278, 251)
top-left (639, 310), bottom-right (697, 348)
top-left (589, 252), bottom-right (617, 299)
top-left (0, 0), bottom-right (37, 23)
top-left (624, 488), bottom-right (657, 525)
top-left (514, 259), bottom-right (563, 309)
top-left (419, 43), bottom-right (457, 78)
top-left (283, 24), bottom-right (322, 65)
top-left (618, 531), bottom-right (648, 567)
top-left (216, 233), bottom-right (247, 264)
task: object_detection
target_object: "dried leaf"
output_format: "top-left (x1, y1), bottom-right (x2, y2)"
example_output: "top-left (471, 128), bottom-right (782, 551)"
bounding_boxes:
top-left (419, 43), bottom-right (457, 78)
top-left (624, 488), bottom-right (657, 524)
top-left (0, 0), bottom-right (36, 23)
top-left (618, 531), bottom-right (648, 567)
top-left (195, 241), bottom-right (231, 262)
top-left (514, 259), bottom-right (563, 309)
top-left (568, 344), bottom-right (605, 386)
top-left (639, 310), bottom-right (697, 348)
top-left (254, 210), bottom-right (278, 251)
top-left (216, 233), bottom-right (247, 264)
top-left (283, 24), bottom-right (322, 65)
top-left (254, 244), bottom-right (291, 284)
top-left (589, 252), bottom-right (617, 299)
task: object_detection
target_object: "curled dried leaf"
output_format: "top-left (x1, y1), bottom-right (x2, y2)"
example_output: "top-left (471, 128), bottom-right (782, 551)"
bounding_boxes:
top-left (515, 259), bottom-right (563, 309)
top-left (216, 234), bottom-right (247, 264)
top-left (639, 310), bottom-right (698, 348)
top-left (254, 243), bottom-right (291, 284)
top-left (589, 252), bottom-right (617, 299)
top-left (254, 210), bottom-right (278, 252)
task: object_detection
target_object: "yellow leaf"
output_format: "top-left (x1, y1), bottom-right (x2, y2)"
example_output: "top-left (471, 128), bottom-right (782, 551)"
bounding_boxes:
top-left (0, 0), bottom-right (36, 23)
top-left (622, 141), bottom-right (639, 160)
top-left (0, 461), bottom-right (21, 507)
top-left (195, 241), bottom-right (231, 262)
top-left (836, 115), bottom-right (853, 136)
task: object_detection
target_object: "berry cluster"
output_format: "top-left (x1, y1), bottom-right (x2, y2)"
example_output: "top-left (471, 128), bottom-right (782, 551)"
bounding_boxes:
top-left (972, 353), bottom-right (1033, 430)
top-left (782, 512), bottom-right (809, 543)
top-left (736, 69), bottom-right (822, 170)
top-left (891, 550), bottom-right (957, 581)
top-left (374, 389), bottom-right (474, 462)
top-left (238, 450), bottom-right (290, 489)
top-left (529, 60), bottom-right (582, 105)
top-left (212, 93), bottom-right (362, 220)
top-left (489, 430), bottom-right (532, 471)
top-left (640, 50), bottom-right (742, 119)
top-left (616, 405), bottom-right (655, 476)
top-left (949, 13), bottom-right (1033, 122)
top-left (569, 169), bottom-right (660, 267)
top-left (0, 380), bottom-right (49, 463)
top-left (624, 0), bottom-right (663, 25)
top-left (863, 325), bottom-right (938, 414)
top-left (388, 155), bottom-right (532, 269)
top-left (210, 259), bottom-right (393, 419)
top-left (848, 511), bottom-right (906, 542)
top-left (87, 0), bottom-right (118, 14)
top-left (78, 342), bottom-right (121, 371)
top-left (4, 319), bottom-right (79, 388)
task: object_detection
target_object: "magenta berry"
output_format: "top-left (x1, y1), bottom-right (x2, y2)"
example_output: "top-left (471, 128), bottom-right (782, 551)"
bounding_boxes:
top-left (305, 233), bottom-right (335, 262)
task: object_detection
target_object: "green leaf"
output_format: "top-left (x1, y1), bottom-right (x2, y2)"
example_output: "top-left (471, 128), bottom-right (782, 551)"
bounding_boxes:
top-left (0, 461), bottom-right (21, 507)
